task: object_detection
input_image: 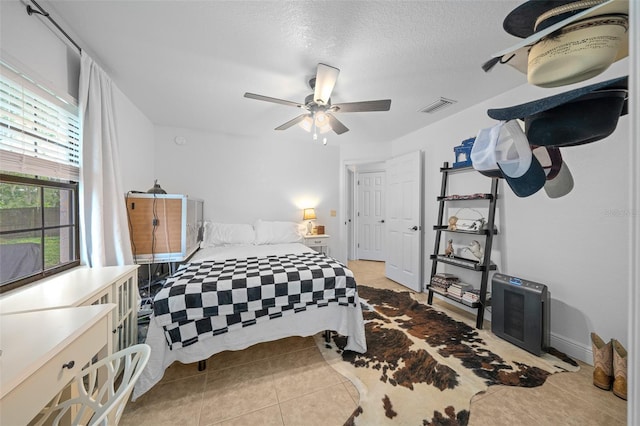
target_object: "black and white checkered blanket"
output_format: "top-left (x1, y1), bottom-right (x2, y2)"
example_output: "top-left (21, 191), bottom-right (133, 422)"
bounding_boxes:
top-left (152, 252), bottom-right (358, 349)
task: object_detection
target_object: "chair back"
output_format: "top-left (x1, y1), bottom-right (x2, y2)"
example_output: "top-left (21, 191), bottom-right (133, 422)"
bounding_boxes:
top-left (32, 343), bottom-right (151, 425)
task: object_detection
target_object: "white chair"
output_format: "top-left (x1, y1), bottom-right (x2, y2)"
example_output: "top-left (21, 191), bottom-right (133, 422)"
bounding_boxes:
top-left (32, 344), bottom-right (151, 426)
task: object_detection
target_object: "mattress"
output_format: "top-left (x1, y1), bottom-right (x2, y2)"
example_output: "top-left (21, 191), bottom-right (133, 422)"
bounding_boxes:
top-left (132, 243), bottom-right (366, 400)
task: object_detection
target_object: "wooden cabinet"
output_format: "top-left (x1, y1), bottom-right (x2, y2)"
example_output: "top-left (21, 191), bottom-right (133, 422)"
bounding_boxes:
top-left (125, 193), bottom-right (203, 263)
top-left (0, 265), bottom-right (139, 354)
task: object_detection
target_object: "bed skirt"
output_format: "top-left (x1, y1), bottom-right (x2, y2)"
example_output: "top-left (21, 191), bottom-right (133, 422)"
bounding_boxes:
top-left (132, 302), bottom-right (366, 400)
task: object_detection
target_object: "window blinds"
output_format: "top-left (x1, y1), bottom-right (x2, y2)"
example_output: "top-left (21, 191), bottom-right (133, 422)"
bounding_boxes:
top-left (0, 61), bottom-right (80, 181)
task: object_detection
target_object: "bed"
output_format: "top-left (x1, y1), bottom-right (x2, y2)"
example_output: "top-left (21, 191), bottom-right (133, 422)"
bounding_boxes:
top-left (132, 220), bottom-right (367, 400)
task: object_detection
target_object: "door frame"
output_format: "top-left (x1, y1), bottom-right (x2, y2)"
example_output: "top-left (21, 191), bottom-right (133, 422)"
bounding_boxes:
top-left (339, 158), bottom-right (388, 263)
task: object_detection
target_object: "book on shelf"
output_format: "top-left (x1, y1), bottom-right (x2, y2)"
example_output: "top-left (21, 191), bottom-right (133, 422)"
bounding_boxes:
top-left (431, 273), bottom-right (459, 287)
top-left (433, 272), bottom-right (458, 279)
top-left (448, 282), bottom-right (473, 297)
top-left (447, 293), bottom-right (462, 302)
top-left (429, 286), bottom-right (448, 296)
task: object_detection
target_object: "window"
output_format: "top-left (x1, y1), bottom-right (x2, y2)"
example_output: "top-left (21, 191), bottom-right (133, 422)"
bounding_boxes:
top-left (0, 60), bottom-right (81, 292)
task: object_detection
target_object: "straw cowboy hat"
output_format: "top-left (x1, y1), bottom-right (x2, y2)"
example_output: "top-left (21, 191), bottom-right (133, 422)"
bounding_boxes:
top-left (482, 0), bottom-right (629, 87)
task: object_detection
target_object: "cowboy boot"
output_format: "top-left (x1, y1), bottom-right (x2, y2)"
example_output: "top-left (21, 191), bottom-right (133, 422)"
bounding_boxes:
top-left (591, 332), bottom-right (612, 390)
top-left (612, 339), bottom-right (627, 400)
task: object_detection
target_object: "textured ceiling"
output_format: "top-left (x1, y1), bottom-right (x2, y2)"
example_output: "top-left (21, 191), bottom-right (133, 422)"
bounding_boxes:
top-left (46, 0), bottom-right (527, 145)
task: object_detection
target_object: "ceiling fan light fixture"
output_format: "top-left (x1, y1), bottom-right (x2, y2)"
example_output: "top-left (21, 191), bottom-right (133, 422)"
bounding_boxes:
top-left (314, 63), bottom-right (339, 105)
top-left (245, 63), bottom-right (386, 138)
top-left (299, 115), bottom-right (313, 132)
top-left (318, 123), bottom-right (332, 134)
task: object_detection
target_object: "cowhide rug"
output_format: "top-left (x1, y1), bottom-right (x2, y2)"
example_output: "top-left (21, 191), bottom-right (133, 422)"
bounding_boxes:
top-left (316, 285), bottom-right (579, 426)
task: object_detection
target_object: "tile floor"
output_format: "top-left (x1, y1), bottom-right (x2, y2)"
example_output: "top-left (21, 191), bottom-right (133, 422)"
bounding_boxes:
top-left (122, 260), bottom-right (627, 426)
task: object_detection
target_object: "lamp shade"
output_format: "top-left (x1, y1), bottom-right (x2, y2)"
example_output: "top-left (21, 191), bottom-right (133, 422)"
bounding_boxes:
top-left (303, 208), bottom-right (316, 220)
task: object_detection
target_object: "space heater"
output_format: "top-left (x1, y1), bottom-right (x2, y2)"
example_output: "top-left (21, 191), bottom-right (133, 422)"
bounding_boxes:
top-left (491, 273), bottom-right (550, 356)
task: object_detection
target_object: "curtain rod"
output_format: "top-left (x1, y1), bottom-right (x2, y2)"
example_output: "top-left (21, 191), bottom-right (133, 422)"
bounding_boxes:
top-left (26, 0), bottom-right (82, 54)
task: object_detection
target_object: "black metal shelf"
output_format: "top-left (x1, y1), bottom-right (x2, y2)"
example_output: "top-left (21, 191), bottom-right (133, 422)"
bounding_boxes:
top-left (433, 225), bottom-right (498, 235)
top-left (430, 254), bottom-right (497, 271)
top-left (428, 286), bottom-right (481, 308)
top-left (428, 161), bottom-right (499, 329)
top-left (437, 194), bottom-right (494, 202)
top-left (440, 165), bottom-right (474, 173)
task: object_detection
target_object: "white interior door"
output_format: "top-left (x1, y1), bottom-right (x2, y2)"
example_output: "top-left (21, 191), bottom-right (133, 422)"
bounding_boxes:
top-left (357, 171), bottom-right (385, 261)
top-left (385, 151), bottom-right (423, 291)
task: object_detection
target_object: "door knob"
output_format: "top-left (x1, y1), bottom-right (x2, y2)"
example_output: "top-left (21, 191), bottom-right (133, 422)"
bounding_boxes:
top-left (409, 225), bottom-right (418, 231)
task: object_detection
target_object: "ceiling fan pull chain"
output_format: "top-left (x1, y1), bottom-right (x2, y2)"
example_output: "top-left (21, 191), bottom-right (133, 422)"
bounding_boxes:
top-left (312, 116), bottom-right (318, 140)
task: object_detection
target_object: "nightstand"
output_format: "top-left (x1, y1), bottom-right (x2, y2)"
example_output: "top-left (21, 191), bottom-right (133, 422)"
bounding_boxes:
top-left (303, 234), bottom-right (330, 254)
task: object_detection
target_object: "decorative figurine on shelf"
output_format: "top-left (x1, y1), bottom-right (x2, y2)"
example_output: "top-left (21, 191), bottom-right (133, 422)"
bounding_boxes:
top-left (444, 239), bottom-right (455, 258)
top-left (469, 217), bottom-right (486, 231)
top-left (465, 240), bottom-right (484, 264)
top-left (448, 216), bottom-right (458, 230)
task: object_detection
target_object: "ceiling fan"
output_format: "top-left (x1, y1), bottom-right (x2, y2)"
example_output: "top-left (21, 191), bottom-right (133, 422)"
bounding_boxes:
top-left (244, 63), bottom-right (391, 137)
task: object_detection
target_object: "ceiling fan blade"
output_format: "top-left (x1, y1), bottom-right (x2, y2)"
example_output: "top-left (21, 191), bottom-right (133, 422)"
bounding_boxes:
top-left (275, 114), bottom-right (309, 130)
top-left (314, 63), bottom-right (340, 105)
top-left (244, 92), bottom-right (303, 108)
top-left (332, 99), bottom-right (391, 113)
top-left (327, 113), bottom-right (349, 135)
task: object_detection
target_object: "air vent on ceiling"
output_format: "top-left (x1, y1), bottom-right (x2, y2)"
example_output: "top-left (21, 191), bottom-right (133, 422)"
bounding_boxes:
top-left (419, 97), bottom-right (457, 114)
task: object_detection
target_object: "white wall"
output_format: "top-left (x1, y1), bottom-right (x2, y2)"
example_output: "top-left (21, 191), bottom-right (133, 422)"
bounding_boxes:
top-left (113, 87), bottom-right (156, 191)
top-left (0, 0), bottom-right (79, 102)
top-left (0, 0), bottom-right (155, 193)
top-left (391, 60), bottom-right (631, 363)
top-left (153, 126), bottom-right (342, 255)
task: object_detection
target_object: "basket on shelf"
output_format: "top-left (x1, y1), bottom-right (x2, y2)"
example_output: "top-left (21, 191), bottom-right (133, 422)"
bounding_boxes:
top-left (448, 207), bottom-right (486, 231)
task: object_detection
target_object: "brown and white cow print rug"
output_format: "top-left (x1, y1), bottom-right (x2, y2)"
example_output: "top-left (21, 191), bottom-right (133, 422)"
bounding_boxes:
top-left (316, 285), bottom-right (579, 426)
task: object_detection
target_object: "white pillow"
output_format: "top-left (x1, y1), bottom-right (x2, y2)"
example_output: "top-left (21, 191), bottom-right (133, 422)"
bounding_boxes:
top-left (200, 222), bottom-right (255, 247)
top-left (253, 219), bottom-right (303, 245)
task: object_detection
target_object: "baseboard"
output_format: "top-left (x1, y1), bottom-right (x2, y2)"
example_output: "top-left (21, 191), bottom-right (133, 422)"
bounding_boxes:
top-left (550, 332), bottom-right (592, 365)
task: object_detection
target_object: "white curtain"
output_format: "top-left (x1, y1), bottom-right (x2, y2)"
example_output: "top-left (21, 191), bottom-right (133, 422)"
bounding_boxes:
top-left (79, 52), bottom-right (133, 267)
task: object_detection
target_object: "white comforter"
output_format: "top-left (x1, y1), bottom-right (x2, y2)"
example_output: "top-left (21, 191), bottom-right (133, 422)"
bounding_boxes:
top-left (132, 243), bottom-right (367, 400)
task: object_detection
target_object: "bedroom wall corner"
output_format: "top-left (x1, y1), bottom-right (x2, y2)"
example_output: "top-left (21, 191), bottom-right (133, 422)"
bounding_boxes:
top-left (389, 60), bottom-right (631, 364)
top-left (1, 0), bottom-right (155, 196)
top-left (0, 0), bottom-right (79, 101)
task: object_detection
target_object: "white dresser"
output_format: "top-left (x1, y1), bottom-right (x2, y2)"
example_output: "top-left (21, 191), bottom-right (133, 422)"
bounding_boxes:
top-left (0, 304), bottom-right (116, 425)
top-left (0, 265), bottom-right (139, 356)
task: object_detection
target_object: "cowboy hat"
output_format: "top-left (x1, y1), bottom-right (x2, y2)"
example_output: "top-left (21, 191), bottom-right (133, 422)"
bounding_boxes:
top-left (487, 76), bottom-right (628, 147)
top-left (482, 0), bottom-right (629, 87)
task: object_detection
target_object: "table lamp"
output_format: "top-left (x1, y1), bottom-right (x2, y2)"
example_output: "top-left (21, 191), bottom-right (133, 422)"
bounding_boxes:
top-left (303, 208), bottom-right (316, 235)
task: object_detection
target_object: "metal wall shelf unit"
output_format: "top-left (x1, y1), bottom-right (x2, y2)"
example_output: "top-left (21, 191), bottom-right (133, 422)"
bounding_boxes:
top-left (427, 162), bottom-right (499, 328)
